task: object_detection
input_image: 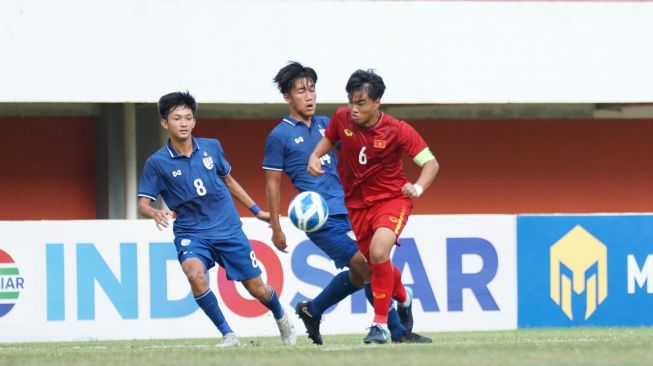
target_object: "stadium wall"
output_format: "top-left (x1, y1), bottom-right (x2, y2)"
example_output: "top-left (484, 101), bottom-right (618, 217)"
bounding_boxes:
top-left (0, 117), bottom-right (96, 219)
top-left (1, 116), bottom-right (651, 220)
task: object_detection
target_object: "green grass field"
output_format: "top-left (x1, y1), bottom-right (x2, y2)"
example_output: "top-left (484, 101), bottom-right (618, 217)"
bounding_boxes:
top-left (2, 328), bottom-right (652, 366)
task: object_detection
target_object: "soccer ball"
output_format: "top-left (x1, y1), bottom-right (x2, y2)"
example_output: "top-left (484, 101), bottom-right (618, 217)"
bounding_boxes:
top-left (288, 191), bottom-right (329, 232)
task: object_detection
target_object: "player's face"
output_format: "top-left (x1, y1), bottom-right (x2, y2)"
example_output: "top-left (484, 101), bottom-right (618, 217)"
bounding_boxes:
top-left (348, 90), bottom-right (381, 128)
top-left (285, 78), bottom-right (316, 121)
top-left (162, 105), bottom-right (195, 141)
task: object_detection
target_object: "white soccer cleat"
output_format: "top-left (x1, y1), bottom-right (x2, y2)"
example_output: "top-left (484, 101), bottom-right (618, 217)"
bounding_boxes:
top-left (276, 312), bottom-right (297, 346)
top-left (217, 332), bottom-right (240, 347)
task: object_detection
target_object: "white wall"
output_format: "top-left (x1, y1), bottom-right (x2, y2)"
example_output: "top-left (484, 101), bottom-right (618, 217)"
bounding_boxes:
top-left (1, 0), bottom-right (652, 103)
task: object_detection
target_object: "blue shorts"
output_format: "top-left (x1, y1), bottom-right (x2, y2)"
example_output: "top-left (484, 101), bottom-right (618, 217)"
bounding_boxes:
top-left (306, 214), bottom-right (359, 269)
top-left (174, 231), bottom-right (262, 281)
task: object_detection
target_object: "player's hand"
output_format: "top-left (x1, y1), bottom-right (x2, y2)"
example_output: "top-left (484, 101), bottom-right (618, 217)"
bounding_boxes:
top-left (256, 210), bottom-right (271, 223)
top-left (402, 182), bottom-right (420, 199)
top-left (271, 229), bottom-right (288, 253)
top-left (307, 154), bottom-right (324, 176)
top-left (153, 210), bottom-right (175, 230)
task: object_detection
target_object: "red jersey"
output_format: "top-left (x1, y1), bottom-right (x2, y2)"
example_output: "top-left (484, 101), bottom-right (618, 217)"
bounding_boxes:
top-left (325, 107), bottom-right (428, 208)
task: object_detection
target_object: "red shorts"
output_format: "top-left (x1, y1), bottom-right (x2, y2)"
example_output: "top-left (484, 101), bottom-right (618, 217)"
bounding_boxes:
top-left (348, 197), bottom-right (413, 260)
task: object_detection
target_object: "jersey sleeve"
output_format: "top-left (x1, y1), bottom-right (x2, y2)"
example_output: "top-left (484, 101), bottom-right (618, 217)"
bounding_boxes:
top-left (214, 139), bottom-right (232, 177)
top-left (138, 158), bottom-right (162, 201)
top-left (397, 121), bottom-right (431, 163)
top-left (262, 129), bottom-right (285, 171)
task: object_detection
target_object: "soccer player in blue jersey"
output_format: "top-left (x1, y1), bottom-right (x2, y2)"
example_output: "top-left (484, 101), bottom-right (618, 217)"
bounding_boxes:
top-left (138, 91), bottom-right (296, 347)
top-left (263, 62), bottom-right (431, 345)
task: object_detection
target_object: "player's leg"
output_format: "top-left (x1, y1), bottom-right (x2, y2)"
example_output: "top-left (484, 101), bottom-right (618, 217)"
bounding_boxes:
top-left (240, 277), bottom-right (282, 317)
top-left (295, 215), bottom-right (364, 345)
top-left (176, 237), bottom-right (236, 346)
top-left (348, 250), bottom-right (371, 286)
top-left (217, 232), bottom-right (296, 346)
top-left (364, 226), bottom-right (398, 344)
top-left (351, 250), bottom-right (423, 339)
top-left (394, 265), bottom-right (413, 331)
top-left (182, 258), bottom-right (233, 338)
top-left (363, 284), bottom-right (402, 339)
top-left (367, 198), bottom-right (432, 344)
top-left (240, 276), bottom-right (296, 346)
top-left (364, 198), bottom-right (418, 344)
top-left (362, 283), bottom-right (432, 343)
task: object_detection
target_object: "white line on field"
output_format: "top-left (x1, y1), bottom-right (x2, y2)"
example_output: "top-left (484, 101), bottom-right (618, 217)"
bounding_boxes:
top-left (143, 345), bottom-right (212, 349)
top-left (320, 344), bottom-right (381, 351)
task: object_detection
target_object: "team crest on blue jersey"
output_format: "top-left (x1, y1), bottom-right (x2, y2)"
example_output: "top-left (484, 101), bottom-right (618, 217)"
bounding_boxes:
top-left (202, 151), bottom-right (214, 170)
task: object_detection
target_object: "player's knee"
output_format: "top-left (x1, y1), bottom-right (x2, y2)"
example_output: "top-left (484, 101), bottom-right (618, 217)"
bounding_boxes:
top-left (185, 269), bottom-right (206, 287)
top-left (369, 247), bottom-right (389, 264)
top-left (349, 253), bottom-right (371, 282)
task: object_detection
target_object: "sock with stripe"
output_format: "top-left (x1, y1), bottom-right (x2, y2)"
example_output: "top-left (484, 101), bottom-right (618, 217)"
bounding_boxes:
top-left (262, 287), bottom-right (284, 320)
top-left (195, 288), bottom-right (233, 336)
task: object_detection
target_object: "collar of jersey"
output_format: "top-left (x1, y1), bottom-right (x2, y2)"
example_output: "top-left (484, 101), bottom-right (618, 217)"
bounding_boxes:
top-left (166, 138), bottom-right (200, 158)
top-left (283, 116), bottom-right (315, 127)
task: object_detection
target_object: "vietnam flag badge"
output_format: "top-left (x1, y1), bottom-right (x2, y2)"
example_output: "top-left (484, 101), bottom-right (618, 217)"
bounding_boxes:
top-left (373, 139), bottom-right (386, 148)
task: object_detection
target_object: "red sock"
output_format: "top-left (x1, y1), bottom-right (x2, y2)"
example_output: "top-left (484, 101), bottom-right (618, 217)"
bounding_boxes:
top-left (392, 265), bottom-right (407, 304)
top-left (370, 260), bottom-right (394, 324)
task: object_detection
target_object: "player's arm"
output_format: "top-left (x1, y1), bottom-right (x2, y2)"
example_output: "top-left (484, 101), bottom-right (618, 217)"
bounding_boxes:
top-left (137, 196), bottom-right (174, 230)
top-left (264, 169), bottom-right (288, 253)
top-left (221, 173), bottom-right (270, 223)
top-left (402, 148), bottom-right (439, 199)
top-left (307, 137), bottom-right (334, 176)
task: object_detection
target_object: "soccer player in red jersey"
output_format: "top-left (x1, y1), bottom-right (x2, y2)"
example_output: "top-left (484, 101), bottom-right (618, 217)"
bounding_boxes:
top-left (307, 69), bottom-right (439, 343)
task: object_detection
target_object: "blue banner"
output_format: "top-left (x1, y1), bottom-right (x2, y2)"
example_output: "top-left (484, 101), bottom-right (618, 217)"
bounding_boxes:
top-left (518, 215), bottom-right (653, 327)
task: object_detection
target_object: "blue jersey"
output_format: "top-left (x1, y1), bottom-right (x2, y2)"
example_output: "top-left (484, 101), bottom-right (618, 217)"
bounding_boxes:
top-left (138, 138), bottom-right (242, 240)
top-left (263, 115), bottom-right (347, 215)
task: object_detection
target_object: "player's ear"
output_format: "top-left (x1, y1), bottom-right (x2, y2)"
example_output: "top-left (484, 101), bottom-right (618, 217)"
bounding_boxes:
top-left (160, 119), bottom-right (169, 130)
top-left (283, 93), bottom-right (292, 104)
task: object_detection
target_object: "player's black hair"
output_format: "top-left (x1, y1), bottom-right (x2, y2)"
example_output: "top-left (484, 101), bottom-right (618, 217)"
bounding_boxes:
top-left (158, 91), bottom-right (197, 119)
top-left (273, 61), bottom-right (318, 94)
top-left (345, 69), bottom-right (386, 101)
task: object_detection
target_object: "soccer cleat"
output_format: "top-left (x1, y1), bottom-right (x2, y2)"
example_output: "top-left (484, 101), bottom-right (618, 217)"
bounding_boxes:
top-left (393, 331), bottom-right (432, 344)
top-left (397, 286), bottom-right (414, 332)
top-left (363, 324), bottom-right (388, 344)
top-left (276, 312), bottom-right (297, 346)
top-left (216, 332), bottom-right (240, 347)
top-left (294, 300), bottom-right (323, 345)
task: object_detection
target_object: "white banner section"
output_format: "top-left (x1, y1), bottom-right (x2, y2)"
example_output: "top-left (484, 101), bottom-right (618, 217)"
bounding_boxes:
top-left (0, 215), bottom-right (516, 342)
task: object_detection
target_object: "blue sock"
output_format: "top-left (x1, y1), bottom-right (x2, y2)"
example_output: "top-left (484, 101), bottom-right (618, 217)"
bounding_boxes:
top-left (195, 288), bottom-right (233, 336)
top-left (263, 287), bottom-right (284, 320)
top-left (364, 283), bottom-right (405, 340)
top-left (309, 270), bottom-right (362, 316)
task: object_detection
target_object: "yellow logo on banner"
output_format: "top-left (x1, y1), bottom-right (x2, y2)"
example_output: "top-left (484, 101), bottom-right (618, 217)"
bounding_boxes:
top-left (550, 225), bottom-right (608, 320)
